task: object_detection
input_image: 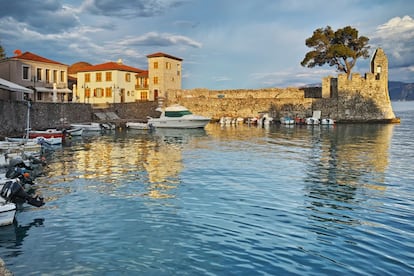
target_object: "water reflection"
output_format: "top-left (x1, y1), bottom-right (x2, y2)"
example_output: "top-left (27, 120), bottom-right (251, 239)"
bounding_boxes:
top-left (303, 124), bottom-right (395, 234)
top-left (37, 128), bottom-right (208, 200)
top-left (0, 218), bottom-right (44, 257)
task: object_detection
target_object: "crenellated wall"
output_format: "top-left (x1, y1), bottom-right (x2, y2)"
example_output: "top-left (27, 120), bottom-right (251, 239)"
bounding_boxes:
top-left (164, 88), bottom-right (314, 120)
top-left (162, 48), bottom-right (397, 123)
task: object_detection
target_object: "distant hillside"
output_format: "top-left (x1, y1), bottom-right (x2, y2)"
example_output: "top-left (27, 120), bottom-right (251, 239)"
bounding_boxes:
top-left (389, 81), bottom-right (414, 101)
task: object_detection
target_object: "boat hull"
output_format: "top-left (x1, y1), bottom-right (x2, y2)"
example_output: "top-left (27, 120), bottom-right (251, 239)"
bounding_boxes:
top-left (29, 129), bottom-right (64, 139)
top-left (6, 136), bottom-right (62, 145)
top-left (148, 118), bottom-right (210, 129)
top-left (126, 122), bottom-right (151, 130)
top-left (70, 123), bottom-right (114, 131)
top-left (0, 203), bottom-right (16, 226)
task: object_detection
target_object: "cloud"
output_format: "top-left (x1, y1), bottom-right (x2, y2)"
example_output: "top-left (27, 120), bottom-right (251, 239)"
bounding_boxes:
top-left (83, 0), bottom-right (186, 17)
top-left (371, 16), bottom-right (414, 69)
top-left (119, 32), bottom-right (202, 48)
top-left (0, 0), bottom-right (80, 33)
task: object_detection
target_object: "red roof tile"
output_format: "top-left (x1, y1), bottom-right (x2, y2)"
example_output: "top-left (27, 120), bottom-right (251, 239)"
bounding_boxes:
top-left (146, 52), bottom-right (183, 61)
top-left (77, 62), bottom-right (144, 73)
top-left (13, 51), bottom-right (66, 66)
top-left (136, 70), bottom-right (148, 77)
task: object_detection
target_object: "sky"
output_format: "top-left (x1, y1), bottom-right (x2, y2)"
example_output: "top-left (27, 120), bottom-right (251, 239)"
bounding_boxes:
top-left (0, 0), bottom-right (414, 90)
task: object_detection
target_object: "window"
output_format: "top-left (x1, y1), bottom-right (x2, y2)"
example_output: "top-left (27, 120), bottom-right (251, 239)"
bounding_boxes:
top-left (36, 68), bottom-right (42, 81)
top-left (125, 73), bottom-right (131, 82)
top-left (53, 70), bottom-right (57, 82)
top-left (140, 91), bottom-right (148, 100)
top-left (105, 87), bottom-right (112, 97)
top-left (22, 66), bottom-right (30, 80)
top-left (106, 72), bottom-right (112, 81)
top-left (85, 73), bottom-right (90, 82)
top-left (166, 62), bottom-right (171, 69)
top-left (96, 72), bottom-right (102, 82)
top-left (153, 62), bottom-right (158, 69)
top-left (95, 88), bottom-right (104, 97)
top-left (60, 71), bottom-right (65, 82)
top-left (45, 69), bottom-right (50, 83)
top-left (85, 88), bottom-right (91, 98)
top-left (153, 76), bottom-right (158, 84)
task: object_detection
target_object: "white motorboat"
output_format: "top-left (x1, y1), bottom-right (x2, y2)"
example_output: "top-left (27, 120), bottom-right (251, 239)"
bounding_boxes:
top-left (0, 203), bottom-right (16, 226)
top-left (321, 118), bottom-right (335, 125)
top-left (70, 123), bottom-right (114, 131)
top-left (126, 122), bottom-right (152, 130)
top-left (6, 136), bottom-right (62, 145)
top-left (280, 116), bottom-right (295, 125)
top-left (0, 140), bottom-right (40, 151)
top-left (66, 127), bottom-right (83, 136)
top-left (306, 110), bottom-right (321, 125)
top-left (147, 105), bottom-right (211, 129)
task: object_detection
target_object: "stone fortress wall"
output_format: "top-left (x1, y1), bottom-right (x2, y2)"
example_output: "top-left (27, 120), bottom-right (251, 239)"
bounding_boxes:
top-left (164, 48), bottom-right (398, 123)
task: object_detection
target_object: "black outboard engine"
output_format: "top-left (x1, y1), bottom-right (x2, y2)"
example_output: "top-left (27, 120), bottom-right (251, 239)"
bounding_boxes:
top-left (0, 180), bottom-right (44, 207)
top-left (6, 161), bottom-right (35, 191)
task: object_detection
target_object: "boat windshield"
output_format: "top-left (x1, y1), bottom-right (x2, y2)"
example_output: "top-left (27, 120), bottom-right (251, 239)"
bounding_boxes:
top-left (165, 110), bottom-right (192, 117)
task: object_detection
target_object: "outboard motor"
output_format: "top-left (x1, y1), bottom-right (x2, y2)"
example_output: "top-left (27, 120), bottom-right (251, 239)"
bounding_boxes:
top-left (0, 180), bottom-right (44, 207)
top-left (6, 161), bottom-right (36, 191)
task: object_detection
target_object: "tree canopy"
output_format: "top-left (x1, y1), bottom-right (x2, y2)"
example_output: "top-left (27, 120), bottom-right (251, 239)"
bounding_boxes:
top-left (300, 26), bottom-right (370, 79)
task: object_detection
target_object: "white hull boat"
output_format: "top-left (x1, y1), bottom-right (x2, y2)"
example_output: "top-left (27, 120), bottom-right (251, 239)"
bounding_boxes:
top-left (280, 117), bottom-right (295, 125)
top-left (148, 105), bottom-right (210, 129)
top-left (71, 123), bottom-right (114, 131)
top-left (0, 203), bottom-right (16, 226)
top-left (67, 127), bottom-right (83, 136)
top-left (321, 118), bottom-right (335, 125)
top-left (6, 136), bottom-right (62, 145)
top-left (126, 122), bottom-right (152, 130)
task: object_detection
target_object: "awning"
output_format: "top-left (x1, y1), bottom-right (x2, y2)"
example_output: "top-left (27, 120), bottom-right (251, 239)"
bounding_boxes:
top-left (35, 87), bottom-right (72, 93)
top-left (0, 78), bottom-right (33, 93)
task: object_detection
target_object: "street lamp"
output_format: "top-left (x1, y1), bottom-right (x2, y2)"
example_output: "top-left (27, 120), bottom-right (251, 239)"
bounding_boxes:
top-left (31, 76), bottom-right (37, 102)
top-left (113, 84), bottom-right (119, 103)
top-left (82, 84), bottom-right (89, 103)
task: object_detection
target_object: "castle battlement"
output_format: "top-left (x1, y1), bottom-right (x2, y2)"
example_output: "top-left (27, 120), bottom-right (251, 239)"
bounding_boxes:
top-left (320, 48), bottom-right (395, 120)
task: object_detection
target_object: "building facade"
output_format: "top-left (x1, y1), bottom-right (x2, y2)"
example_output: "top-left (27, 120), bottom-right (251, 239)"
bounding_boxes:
top-left (0, 51), bottom-right (71, 102)
top-left (147, 52), bottom-right (182, 101)
top-left (322, 48), bottom-right (395, 120)
top-left (75, 60), bottom-right (148, 104)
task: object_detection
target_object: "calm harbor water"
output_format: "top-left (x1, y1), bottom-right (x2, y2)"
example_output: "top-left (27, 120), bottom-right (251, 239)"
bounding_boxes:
top-left (1, 101), bottom-right (414, 275)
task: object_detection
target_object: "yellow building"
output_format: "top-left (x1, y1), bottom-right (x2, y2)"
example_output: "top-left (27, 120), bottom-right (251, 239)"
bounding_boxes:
top-left (147, 52), bottom-right (182, 100)
top-left (75, 60), bottom-right (148, 104)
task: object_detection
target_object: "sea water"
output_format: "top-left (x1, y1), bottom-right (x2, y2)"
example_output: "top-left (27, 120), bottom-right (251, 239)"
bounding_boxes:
top-left (0, 101), bottom-right (413, 275)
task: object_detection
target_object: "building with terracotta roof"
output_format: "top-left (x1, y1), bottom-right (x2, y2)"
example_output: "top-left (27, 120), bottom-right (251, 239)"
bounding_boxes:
top-left (74, 52), bottom-right (182, 104)
top-left (147, 52), bottom-right (182, 100)
top-left (0, 51), bottom-right (71, 102)
top-left (75, 60), bottom-right (149, 104)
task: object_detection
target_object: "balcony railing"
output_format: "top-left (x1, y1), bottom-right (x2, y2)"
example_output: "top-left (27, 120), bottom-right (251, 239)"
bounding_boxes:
top-left (135, 84), bottom-right (149, 89)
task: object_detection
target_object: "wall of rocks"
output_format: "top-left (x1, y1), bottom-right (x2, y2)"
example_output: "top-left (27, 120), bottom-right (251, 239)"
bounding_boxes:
top-left (0, 100), bottom-right (158, 137)
top-left (165, 88), bottom-right (314, 120)
top-left (163, 85), bottom-right (397, 122)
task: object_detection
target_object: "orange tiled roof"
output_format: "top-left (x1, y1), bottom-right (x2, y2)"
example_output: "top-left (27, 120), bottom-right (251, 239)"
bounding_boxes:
top-left (13, 51), bottom-right (66, 66)
top-left (146, 52), bottom-right (182, 61)
top-left (77, 62), bottom-right (144, 73)
top-left (68, 61), bottom-right (92, 74)
top-left (136, 70), bottom-right (148, 77)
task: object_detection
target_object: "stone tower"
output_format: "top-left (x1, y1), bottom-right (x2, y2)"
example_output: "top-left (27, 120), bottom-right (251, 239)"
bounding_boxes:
top-left (147, 52), bottom-right (183, 103)
top-left (371, 47), bottom-right (388, 93)
top-left (370, 48), bottom-right (395, 119)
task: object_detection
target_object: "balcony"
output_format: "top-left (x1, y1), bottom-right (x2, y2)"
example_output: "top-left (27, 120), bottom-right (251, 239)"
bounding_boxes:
top-left (135, 84), bottom-right (149, 89)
